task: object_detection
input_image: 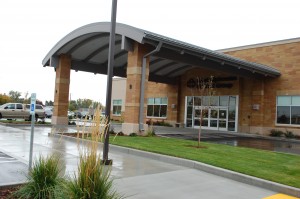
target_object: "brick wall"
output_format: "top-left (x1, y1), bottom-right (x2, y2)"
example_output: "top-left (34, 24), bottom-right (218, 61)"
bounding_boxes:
top-left (146, 81), bottom-right (178, 125)
top-left (223, 41), bottom-right (300, 135)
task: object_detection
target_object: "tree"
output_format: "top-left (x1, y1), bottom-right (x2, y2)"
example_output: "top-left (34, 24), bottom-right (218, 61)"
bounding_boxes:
top-left (76, 98), bottom-right (93, 109)
top-left (92, 101), bottom-right (105, 110)
top-left (8, 90), bottom-right (22, 103)
top-left (189, 76), bottom-right (214, 148)
top-left (45, 100), bottom-right (54, 106)
top-left (0, 93), bottom-right (11, 105)
top-left (69, 100), bottom-right (78, 111)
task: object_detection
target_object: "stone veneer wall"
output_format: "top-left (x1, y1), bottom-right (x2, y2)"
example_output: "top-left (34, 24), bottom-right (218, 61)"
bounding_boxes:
top-left (223, 41), bottom-right (300, 135)
top-left (146, 81), bottom-right (178, 126)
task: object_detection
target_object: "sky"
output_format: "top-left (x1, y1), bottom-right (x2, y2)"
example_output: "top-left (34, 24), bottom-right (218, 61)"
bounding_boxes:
top-left (0, 0), bottom-right (299, 105)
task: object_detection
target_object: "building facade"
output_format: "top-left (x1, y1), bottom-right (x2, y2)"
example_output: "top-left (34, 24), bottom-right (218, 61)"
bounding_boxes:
top-left (112, 38), bottom-right (300, 136)
top-left (42, 22), bottom-right (299, 136)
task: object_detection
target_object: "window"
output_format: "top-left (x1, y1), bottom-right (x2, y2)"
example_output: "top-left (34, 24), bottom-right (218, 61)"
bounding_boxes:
top-left (112, 99), bottom-right (122, 116)
top-left (16, 104), bottom-right (23, 109)
top-left (7, 104), bottom-right (15, 109)
top-left (36, 105), bottom-right (43, 109)
top-left (277, 96), bottom-right (300, 125)
top-left (147, 97), bottom-right (167, 118)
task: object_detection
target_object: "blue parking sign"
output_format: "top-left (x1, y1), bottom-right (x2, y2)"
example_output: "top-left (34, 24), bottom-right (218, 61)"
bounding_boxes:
top-left (31, 104), bottom-right (35, 112)
top-left (30, 93), bottom-right (36, 114)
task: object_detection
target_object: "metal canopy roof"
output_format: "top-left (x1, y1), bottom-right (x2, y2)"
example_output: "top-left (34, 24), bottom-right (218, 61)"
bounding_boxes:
top-left (42, 22), bottom-right (281, 84)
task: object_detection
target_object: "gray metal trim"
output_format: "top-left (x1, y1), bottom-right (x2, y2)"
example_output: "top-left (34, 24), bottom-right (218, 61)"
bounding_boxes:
top-left (66, 33), bottom-right (108, 55)
top-left (143, 33), bottom-right (280, 76)
top-left (121, 35), bottom-right (134, 52)
top-left (42, 22), bottom-right (146, 66)
top-left (151, 61), bottom-right (177, 74)
top-left (164, 64), bottom-right (192, 77)
top-left (43, 22), bottom-right (281, 78)
top-left (150, 58), bottom-right (164, 65)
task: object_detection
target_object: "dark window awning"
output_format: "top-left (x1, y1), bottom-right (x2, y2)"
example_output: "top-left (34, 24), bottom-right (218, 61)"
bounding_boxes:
top-left (42, 22), bottom-right (280, 84)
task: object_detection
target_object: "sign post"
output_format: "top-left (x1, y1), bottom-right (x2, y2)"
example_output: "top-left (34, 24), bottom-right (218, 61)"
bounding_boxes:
top-left (29, 93), bottom-right (36, 170)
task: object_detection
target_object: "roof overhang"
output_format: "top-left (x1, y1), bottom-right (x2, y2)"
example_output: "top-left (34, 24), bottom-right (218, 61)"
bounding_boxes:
top-left (42, 22), bottom-right (281, 84)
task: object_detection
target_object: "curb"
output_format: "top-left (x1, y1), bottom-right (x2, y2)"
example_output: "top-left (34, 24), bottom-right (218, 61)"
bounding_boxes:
top-left (0, 122), bottom-right (51, 127)
top-left (52, 133), bottom-right (300, 197)
top-left (0, 182), bottom-right (26, 189)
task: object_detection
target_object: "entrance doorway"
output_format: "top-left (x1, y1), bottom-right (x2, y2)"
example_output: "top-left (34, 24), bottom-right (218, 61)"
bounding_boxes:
top-left (185, 96), bottom-right (238, 132)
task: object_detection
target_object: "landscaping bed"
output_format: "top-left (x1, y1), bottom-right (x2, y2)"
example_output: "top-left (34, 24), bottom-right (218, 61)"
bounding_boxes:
top-left (0, 185), bottom-right (20, 199)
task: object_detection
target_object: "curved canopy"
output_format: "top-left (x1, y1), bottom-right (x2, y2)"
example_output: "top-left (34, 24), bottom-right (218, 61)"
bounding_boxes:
top-left (42, 22), bottom-right (280, 84)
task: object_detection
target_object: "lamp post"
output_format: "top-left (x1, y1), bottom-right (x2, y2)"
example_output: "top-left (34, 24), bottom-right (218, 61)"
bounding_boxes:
top-left (103, 0), bottom-right (118, 165)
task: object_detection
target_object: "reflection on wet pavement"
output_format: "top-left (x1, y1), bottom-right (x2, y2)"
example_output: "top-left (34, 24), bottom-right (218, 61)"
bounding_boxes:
top-left (162, 133), bottom-right (300, 155)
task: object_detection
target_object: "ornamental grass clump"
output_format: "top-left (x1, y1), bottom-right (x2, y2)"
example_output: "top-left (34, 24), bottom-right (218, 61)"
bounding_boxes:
top-left (12, 155), bottom-right (65, 199)
top-left (67, 105), bottom-right (123, 199)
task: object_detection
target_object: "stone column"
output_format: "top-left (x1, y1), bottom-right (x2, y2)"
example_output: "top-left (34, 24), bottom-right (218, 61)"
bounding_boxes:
top-left (250, 79), bottom-right (265, 134)
top-left (122, 43), bottom-right (150, 134)
top-left (51, 54), bottom-right (71, 126)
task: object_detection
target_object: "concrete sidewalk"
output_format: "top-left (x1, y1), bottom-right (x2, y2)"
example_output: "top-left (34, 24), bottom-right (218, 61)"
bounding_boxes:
top-left (0, 125), bottom-right (296, 199)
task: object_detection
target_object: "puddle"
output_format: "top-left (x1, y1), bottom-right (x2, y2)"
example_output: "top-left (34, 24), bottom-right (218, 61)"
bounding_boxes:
top-left (207, 137), bottom-right (300, 155)
top-left (162, 134), bottom-right (300, 155)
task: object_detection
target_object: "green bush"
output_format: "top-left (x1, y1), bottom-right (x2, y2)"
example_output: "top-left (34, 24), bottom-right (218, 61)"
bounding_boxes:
top-left (129, 133), bottom-right (137, 137)
top-left (13, 155), bottom-right (66, 199)
top-left (146, 127), bottom-right (156, 137)
top-left (66, 153), bottom-right (122, 199)
top-left (269, 129), bottom-right (284, 137)
top-left (66, 105), bottom-right (123, 199)
top-left (284, 130), bottom-right (295, 138)
top-left (146, 119), bottom-right (173, 127)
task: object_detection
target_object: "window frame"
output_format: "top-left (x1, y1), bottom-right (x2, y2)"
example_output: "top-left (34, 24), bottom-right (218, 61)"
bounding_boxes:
top-left (276, 96), bottom-right (300, 126)
top-left (146, 97), bottom-right (168, 118)
top-left (112, 99), bottom-right (122, 116)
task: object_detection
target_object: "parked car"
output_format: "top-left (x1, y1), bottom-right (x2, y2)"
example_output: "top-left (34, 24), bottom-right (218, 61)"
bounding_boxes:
top-left (25, 104), bottom-right (46, 120)
top-left (0, 103), bottom-right (28, 120)
top-left (68, 111), bottom-right (75, 118)
top-left (0, 103), bottom-right (45, 121)
top-left (45, 107), bottom-right (53, 118)
top-left (74, 111), bottom-right (82, 119)
top-left (81, 111), bottom-right (90, 119)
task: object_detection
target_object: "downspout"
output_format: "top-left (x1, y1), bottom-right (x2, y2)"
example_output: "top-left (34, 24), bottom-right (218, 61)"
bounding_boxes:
top-left (139, 42), bottom-right (163, 132)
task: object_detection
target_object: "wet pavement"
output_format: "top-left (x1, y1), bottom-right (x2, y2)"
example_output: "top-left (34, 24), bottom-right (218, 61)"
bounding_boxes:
top-left (150, 126), bottom-right (300, 155)
top-left (0, 124), bottom-right (293, 199)
top-left (160, 133), bottom-right (300, 155)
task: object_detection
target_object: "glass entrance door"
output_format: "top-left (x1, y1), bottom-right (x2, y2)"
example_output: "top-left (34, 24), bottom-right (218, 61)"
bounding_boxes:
top-left (218, 108), bottom-right (228, 131)
top-left (185, 96), bottom-right (237, 132)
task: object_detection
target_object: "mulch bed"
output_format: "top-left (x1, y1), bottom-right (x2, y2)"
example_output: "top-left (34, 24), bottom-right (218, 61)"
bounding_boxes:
top-left (0, 186), bottom-right (20, 199)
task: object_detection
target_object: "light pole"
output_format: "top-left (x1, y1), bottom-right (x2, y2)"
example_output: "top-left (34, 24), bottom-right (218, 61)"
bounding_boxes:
top-left (103, 0), bottom-right (118, 165)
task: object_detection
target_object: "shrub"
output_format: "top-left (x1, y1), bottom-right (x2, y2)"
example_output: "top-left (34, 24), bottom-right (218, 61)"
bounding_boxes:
top-left (269, 129), bottom-right (284, 137)
top-left (146, 119), bottom-right (172, 127)
top-left (67, 153), bottom-right (122, 199)
top-left (66, 105), bottom-right (123, 199)
top-left (13, 155), bottom-right (66, 198)
top-left (129, 133), bottom-right (137, 137)
top-left (284, 130), bottom-right (295, 138)
top-left (117, 131), bottom-right (125, 136)
top-left (146, 126), bottom-right (156, 137)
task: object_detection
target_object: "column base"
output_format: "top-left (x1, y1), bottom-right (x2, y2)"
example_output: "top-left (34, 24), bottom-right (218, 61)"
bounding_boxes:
top-left (122, 123), bottom-right (148, 135)
top-left (51, 116), bottom-right (68, 126)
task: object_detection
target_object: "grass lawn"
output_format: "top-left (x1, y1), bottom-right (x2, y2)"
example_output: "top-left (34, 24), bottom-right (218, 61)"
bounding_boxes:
top-left (110, 136), bottom-right (300, 188)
